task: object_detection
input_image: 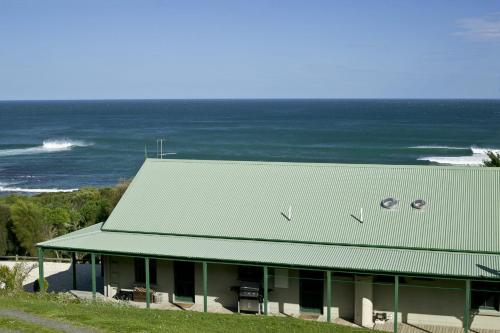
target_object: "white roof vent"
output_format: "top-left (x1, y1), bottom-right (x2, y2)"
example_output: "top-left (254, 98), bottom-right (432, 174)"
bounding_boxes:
top-left (381, 198), bottom-right (399, 209)
top-left (411, 199), bottom-right (426, 210)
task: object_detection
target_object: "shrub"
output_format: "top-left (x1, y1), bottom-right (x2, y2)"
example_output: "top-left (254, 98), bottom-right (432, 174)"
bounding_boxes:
top-left (0, 262), bottom-right (35, 291)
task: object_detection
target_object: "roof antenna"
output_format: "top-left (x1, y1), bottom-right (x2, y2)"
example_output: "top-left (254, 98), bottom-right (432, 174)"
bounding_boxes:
top-left (156, 139), bottom-right (177, 159)
top-left (281, 205), bottom-right (292, 221)
top-left (350, 208), bottom-right (364, 223)
top-left (144, 145), bottom-right (148, 160)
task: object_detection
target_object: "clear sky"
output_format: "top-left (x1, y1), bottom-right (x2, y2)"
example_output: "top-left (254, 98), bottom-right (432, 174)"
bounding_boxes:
top-left (1, 0), bottom-right (500, 100)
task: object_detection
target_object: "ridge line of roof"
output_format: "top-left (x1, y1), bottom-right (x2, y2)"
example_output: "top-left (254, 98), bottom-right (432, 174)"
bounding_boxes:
top-left (98, 228), bottom-right (500, 256)
top-left (145, 158), bottom-right (499, 171)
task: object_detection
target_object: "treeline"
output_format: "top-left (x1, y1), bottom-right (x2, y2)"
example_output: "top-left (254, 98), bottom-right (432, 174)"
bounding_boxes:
top-left (0, 180), bottom-right (129, 257)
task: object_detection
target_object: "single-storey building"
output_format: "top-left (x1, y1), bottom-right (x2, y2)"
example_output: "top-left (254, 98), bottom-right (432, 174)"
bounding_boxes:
top-left (38, 159), bottom-right (500, 332)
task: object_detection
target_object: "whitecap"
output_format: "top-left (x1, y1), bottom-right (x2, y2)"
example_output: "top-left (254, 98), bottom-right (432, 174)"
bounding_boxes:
top-left (0, 185), bottom-right (78, 193)
top-left (409, 145), bottom-right (468, 150)
top-left (470, 147), bottom-right (500, 155)
top-left (418, 147), bottom-right (500, 166)
top-left (0, 139), bottom-right (92, 157)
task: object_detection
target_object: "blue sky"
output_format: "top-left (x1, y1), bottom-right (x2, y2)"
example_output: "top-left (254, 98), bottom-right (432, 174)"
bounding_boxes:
top-left (1, 0), bottom-right (500, 99)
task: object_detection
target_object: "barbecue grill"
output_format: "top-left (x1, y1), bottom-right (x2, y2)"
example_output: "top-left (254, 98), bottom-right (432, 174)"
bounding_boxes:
top-left (233, 281), bottom-right (263, 313)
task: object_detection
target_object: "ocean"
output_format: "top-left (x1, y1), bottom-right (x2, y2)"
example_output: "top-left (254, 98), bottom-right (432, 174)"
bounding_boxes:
top-left (0, 99), bottom-right (499, 193)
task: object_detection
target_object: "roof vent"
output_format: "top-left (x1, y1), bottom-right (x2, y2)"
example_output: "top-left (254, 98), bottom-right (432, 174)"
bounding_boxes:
top-left (411, 199), bottom-right (426, 210)
top-left (381, 198), bottom-right (399, 209)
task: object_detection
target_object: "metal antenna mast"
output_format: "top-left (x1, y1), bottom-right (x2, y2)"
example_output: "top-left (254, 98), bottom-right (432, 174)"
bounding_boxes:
top-left (156, 139), bottom-right (176, 159)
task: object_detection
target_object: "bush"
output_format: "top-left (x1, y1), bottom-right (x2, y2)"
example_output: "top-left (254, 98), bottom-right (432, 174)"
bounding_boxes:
top-left (0, 263), bottom-right (35, 291)
top-left (33, 277), bottom-right (49, 292)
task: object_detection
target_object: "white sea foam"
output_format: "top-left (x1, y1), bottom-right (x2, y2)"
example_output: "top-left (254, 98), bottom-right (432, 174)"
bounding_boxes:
top-left (418, 147), bottom-right (500, 166)
top-left (409, 145), bottom-right (467, 150)
top-left (0, 139), bottom-right (92, 157)
top-left (470, 147), bottom-right (499, 155)
top-left (0, 185), bottom-right (78, 193)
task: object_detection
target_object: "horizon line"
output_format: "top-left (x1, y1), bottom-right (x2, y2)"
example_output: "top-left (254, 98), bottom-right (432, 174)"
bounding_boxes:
top-left (1, 97), bottom-right (500, 102)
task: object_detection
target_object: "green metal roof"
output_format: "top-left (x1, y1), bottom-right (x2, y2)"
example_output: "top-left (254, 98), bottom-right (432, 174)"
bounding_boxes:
top-left (38, 159), bottom-right (500, 278)
top-left (102, 159), bottom-right (500, 254)
top-left (39, 222), bottom-right (500, 279)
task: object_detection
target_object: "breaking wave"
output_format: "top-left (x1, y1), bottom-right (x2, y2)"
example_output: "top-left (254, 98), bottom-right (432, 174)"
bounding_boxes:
top-left (409, 145), bottom-right (468, 150)
top-left (0, 183), bottom-right (78, 193)
top-left (417, 147), bottom-right (500, 166)
top-left (0, 139), bottom-right (92, 157)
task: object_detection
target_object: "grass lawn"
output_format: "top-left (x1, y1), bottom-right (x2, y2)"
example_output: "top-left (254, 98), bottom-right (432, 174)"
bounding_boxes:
top-left (0, 291), bottom-right (380, 333)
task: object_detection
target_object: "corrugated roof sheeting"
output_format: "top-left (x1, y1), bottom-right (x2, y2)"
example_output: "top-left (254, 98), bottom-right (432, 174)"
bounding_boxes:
top-left (39, 227), bottom-right (500, 279)
top-left (101, 159), bottom-right (500, 253)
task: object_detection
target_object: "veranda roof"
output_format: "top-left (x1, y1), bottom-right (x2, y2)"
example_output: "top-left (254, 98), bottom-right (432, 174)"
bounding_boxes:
top-left (39, 222), bottom-right (500, 279)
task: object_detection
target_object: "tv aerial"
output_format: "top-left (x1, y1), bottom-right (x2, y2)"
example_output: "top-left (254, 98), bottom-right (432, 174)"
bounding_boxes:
top-left (155, 139), bottom-right (177, 159)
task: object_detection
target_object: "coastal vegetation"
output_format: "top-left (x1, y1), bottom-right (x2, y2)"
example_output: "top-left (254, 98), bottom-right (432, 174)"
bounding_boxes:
top-left (0, 291), bottom-right (380, 333)
top-left (0, 180), bottom-right (129, 257)
top-left (484, 151), bottom-right (500, 167)
top-left (0, 262), bottom-right (36, 291)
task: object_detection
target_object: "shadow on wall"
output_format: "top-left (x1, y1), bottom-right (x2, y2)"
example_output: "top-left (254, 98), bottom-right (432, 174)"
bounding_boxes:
top-left (214, 294), bottom-right (238, 312)
top-left (376, 281), bottom-right (465, 326)
top-left (24, 263), bottom-right (103, 294)
top-left (476, 264), bottom-right (500, 278)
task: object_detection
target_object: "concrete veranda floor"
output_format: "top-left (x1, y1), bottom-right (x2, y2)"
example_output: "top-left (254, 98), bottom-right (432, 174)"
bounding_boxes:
top-left (375, 322), bottom-right (500, 333)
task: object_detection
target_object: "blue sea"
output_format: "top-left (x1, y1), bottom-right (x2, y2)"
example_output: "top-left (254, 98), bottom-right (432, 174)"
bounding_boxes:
top-left (0, 99), bottom-right (499, 193)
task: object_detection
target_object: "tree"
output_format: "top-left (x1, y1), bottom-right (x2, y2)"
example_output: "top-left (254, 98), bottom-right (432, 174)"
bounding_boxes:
top-left (484, 151), bottom-right (500, 167)
top-left (0, 205), bottom-right (10, 256)
top-left (44, 207), bottom-right (71, 234)
top-left (10, 200), bottom-right (69, 256)
top-left (10, 200), bottom-right (47, 256)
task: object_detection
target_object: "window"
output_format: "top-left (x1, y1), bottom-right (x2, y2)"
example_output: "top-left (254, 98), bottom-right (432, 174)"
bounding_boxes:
top-left (472, 281), bottom-right (500, 311)
top-left (134, 258), bottom-right (157, 285)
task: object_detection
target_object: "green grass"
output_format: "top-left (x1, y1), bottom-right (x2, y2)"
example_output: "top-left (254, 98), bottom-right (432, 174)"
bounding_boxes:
top-left (0, 291), bottom-right (379, 333)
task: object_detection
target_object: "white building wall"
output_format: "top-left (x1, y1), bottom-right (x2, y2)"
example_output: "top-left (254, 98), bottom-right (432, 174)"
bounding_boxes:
top-left (354, 275), bottom-right (374, 327)
top-left (194, 262), bottom-right (238, 310)
top-left (268, 268), bottom-right (300, 315)
top-left (332, 275), bottom-right (355, 320)
top-left (374, 278), bottom-right (464, 326)
top-left (103, 256), bottom-right (174, 303)
top-left (373, 277), bottom-right (500, 331)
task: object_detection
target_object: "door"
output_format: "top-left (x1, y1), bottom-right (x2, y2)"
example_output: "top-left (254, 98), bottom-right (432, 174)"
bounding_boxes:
top-left (299, 270), bottom-right (324, 314)
top-left (174, 261), bottom-right (195, 303)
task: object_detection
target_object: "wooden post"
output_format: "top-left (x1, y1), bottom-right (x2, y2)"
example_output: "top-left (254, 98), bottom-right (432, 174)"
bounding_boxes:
top-left (394, 275), bottom-right (399, 333)
top-left (464, 279), bottom-right (471, 333)
top-left (263, 266), bottom-right (268, 315)
top-left (145, 257), bottom-right (150, 309)
top-left (37, 247), bottom-right (44, 293)
top-left (203, 262), bottom-right (208, 312)
top-left (326, 271), bottom-right (332, 322)
top-left (71, 252), bottom-right (77, 290)
top-left (91, 253), bottom-right (96, 300)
